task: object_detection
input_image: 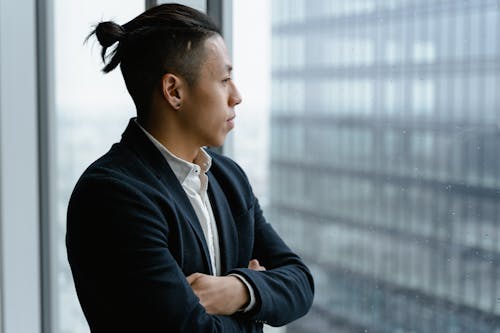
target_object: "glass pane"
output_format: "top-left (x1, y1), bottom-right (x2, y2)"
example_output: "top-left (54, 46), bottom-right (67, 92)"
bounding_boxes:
top-left (231, 0), bottom-right (500, 332)
top-left (53, 1), bottom-right (144, 332)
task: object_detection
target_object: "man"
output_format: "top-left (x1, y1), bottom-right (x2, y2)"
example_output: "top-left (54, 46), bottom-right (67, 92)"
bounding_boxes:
top-left (66, 4), bottom-right (314, 332)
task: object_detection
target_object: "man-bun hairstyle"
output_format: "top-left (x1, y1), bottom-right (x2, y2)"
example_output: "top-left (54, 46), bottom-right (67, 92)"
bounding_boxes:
top-left (92, 21), bottom-right (127, 72)
top-left (87, 3), bottom-right (221, 119)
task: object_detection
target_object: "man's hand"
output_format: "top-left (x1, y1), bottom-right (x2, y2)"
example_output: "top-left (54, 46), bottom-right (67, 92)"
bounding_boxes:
top-left (186, 273), bottom-right (248, 315)
top-left (248, 259), bottom-right (266, 271)
top-left (187, 259), bottom-right (267, 315)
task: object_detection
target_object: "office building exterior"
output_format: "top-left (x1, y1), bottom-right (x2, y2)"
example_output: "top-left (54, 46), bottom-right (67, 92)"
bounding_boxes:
top-left (268, 1), bottom-right (500, 332)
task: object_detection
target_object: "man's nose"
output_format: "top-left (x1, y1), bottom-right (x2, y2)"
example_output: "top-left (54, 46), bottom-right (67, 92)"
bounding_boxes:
top-left (229, 82), bottom-right (242, 106)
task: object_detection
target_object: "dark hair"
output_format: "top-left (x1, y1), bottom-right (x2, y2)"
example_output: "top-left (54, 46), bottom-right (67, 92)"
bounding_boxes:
top-left (87, 3), bottom-right (221, 119)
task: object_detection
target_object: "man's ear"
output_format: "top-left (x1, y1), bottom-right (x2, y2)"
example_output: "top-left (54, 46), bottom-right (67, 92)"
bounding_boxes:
top-left (161, 73), bottom-right (185, 110)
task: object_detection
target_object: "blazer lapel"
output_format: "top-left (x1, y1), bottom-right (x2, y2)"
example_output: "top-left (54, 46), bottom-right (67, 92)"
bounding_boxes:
top-left (120, 119), bottom-right (214, 275)
top-left (207, 171), bottom-right (238, 274)
top-left (159, 168), bottom-right (214, 276)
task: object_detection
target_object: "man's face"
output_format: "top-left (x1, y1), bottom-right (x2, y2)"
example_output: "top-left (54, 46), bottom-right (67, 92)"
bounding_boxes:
top-left (178, 35), bottom-right (242, 148)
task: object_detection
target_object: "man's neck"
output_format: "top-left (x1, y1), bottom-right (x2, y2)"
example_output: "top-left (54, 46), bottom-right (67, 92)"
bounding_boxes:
top-left (138, 105), bottom-right (201, 163)
top-left (153, 132), bottom-right (200, 163)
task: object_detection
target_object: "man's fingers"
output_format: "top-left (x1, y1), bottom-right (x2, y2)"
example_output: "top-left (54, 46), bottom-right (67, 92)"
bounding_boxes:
top-left (186, 272), bottom-right (203, 285)
top-left (248, 259), bottom-right (266, 271)
top-left (248, 259), bottom-right (259, 269)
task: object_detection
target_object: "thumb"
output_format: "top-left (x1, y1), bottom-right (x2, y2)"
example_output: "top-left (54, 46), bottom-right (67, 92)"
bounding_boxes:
top-left (248, 259), bottom-right (265, 271)
top-left (186, 272), bottom-right (203, 285)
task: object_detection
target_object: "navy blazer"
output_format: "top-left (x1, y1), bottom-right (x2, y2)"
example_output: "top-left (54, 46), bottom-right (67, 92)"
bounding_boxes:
top-left (66, 119), bottom-right (314, 332)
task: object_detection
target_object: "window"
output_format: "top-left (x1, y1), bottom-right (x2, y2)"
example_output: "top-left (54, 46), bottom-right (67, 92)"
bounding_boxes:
top-left (52, 1), bottom-right (144, 332)
top-left (231, 0), bottom-right (500, 332)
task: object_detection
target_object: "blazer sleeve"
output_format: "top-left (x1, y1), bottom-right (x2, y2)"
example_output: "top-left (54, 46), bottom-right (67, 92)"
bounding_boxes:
top-left (224, 168), bottom-right (315, 327)
top-left (66, 174), bottom-right (257, 333)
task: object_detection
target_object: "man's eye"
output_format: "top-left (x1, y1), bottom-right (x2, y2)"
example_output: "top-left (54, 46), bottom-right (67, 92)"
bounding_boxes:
top-left (222, 78), bottom-right (231, 83)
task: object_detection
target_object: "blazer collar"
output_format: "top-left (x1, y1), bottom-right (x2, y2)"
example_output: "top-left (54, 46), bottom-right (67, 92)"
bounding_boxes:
top-left (120, 118), bottom-right (214, 275)
top-left (120, 118), bottom-right (171, 179)
top-left (207, 172), bottom-right (238, 274)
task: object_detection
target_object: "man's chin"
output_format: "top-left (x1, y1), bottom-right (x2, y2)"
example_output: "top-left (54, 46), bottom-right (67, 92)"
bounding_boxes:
top-left (203, 131), bottom-right (231, 149)
top-left (205, 139), bottom-right (225, 149)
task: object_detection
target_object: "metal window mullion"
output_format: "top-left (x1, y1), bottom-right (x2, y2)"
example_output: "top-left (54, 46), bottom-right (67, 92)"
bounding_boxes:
top-left (36, 0), bottom-right (57, 332)
top-left (207, 0), bottom-right (222, 32)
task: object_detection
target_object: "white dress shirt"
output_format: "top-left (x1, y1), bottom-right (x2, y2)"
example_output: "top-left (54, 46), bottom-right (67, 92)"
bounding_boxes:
top-left (136, 121), bottom-right (255, 312)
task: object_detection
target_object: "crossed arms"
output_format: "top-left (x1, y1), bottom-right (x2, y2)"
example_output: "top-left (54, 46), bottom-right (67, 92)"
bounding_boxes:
top-left (67, 174), bottom-right (314, 332)
top-left (186, 259), bottom-right (265, 315)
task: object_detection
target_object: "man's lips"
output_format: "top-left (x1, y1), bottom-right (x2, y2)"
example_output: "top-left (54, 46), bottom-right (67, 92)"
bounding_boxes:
top-left (227, 115), bottom-right (236, 128)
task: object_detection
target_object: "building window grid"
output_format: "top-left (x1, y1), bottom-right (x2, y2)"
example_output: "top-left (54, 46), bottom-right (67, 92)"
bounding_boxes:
top-left (270, 1), bottom-right (500, 332)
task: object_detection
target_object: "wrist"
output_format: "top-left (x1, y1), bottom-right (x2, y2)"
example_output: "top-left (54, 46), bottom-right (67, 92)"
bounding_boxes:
top-left (228, 275), bottom-right (249, 311)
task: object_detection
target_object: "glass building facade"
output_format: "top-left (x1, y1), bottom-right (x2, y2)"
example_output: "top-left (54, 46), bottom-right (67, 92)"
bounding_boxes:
top-left (268, 0), bottom-right (500, 332)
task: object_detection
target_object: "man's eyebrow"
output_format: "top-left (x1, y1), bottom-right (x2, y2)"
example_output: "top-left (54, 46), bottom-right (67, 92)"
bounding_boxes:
top-left (225, 64), bottom-right (233, 73)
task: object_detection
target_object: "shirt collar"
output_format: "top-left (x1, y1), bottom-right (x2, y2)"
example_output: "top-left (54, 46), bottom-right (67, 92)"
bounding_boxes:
top-left (134, 119), bottom-right (212, 184)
